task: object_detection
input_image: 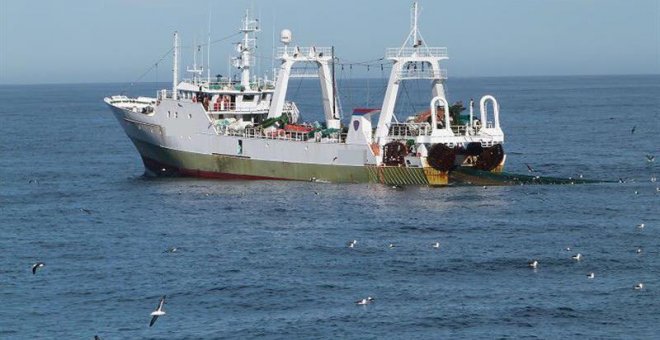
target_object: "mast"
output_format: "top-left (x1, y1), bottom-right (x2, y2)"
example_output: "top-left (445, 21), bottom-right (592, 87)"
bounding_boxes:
top-left (207, 11), bottom-right (211, 84)
top-left (238, 9), bottom-right (259, 90)
top-left (331, 46), bottom-right (337, 119)
top-left (412, 2), bottom-right (419, 46)
top-left (172, 31), bottom-right (179, 100)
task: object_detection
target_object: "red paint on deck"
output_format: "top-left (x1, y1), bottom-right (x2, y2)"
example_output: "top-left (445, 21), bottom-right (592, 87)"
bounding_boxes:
top-left (141, 157), bottom-right (289, 181)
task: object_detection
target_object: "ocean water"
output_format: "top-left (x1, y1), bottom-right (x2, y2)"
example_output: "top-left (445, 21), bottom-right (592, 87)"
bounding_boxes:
top-left (0, 75), bottom-right (658, 339)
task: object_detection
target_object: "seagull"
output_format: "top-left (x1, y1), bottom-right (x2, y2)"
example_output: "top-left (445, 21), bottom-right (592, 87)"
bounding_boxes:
top-left (646, 155), bottom-right (656, 163)
top-left (32, 262), bottom-right (45, 275)
top-left (432, 242), bottom-right (440, 249)
top-left (565, 247), bottom-right (572, 251)
top-left (149, 295), bottom-right (166, 327)
top-left (528, 260), bottom-right (538, 269)
top-left (634, 190), bottom-right (639, 195)
top-left (587, 272), bottom-right (595, 279)
top-left (651, 175), bottom-right (657, 183)
top-left (163, 247), bottom-right (178, 253)
top-left (28, 179), bottom-right (39, 184)
top-left (388, 243), bottom-right (396, 248)
top-left (633, 283), bottom-right (644, 290)
top-left (572, 253), bottom-right (582, 261)
top-left (525, 163), bottom-right (535, 173)
top-left (618, 178), bottom-right (625, 184)
top-left (631, 125), bottom-right (636, 134)
top-left (637, 223), bottom-right (645, 229)
top-left (636, 247), bottom-right (643, 254)
top-left (347, 240), bottom-right (357, 248)
top-left (314, 191), bottom-right (319, 196)
top-left (355, 296), bottom-right (375, 305)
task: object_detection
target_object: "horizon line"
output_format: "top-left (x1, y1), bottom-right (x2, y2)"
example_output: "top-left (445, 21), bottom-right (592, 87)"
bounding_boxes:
top-left (1, 72), bottom-right (658, 87)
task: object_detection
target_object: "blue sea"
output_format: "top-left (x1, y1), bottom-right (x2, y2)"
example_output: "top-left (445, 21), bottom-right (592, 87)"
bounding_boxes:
top-left (1, 75), bottom-right (658, 339)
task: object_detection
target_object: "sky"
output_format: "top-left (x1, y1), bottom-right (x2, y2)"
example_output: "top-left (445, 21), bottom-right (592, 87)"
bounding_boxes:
top-left (0, 0), bottom-right (658, 84)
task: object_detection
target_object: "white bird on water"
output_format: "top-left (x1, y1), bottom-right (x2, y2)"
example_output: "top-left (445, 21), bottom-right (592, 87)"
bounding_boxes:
top-left (637, 223), bottom-right (645, 229)
top-left (355, 296), bottom-right (375, 305)
top-left (636, 247), bottom-right (643, 254)
top-left (32, 262), bottom-right (45, 275)
top-left (633, 283), bottom-right (644, 290)
top-left (572, 253), bottom-right (582, 261)
top-left (347, 240), bottom-right (357, 248)
top-left (432, 242), bottom-right (440, 249)
top-left (149, 296), bottom-right (166, 327)
top-left (528, 260), bottom-right (538, 269)
top-left (587, 272), bottom-right (595, 279)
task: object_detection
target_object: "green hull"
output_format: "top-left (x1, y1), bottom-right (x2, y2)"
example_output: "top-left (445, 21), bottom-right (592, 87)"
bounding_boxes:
top-left (131, 139), bottom-right (434, 185)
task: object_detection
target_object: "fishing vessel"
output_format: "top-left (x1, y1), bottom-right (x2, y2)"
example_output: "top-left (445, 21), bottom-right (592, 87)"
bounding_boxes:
top-left (105, 3), bottom-right (505, 186)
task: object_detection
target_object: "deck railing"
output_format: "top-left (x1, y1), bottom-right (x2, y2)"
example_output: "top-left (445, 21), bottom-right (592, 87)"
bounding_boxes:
top-left (388, 123), bottom-right (431, 138)
top-left (218, 126), bottom-right (344, 144)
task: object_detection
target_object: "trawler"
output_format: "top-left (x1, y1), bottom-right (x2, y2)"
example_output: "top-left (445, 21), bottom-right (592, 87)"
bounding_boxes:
top-left (105, 3), bottom-right (505, 186)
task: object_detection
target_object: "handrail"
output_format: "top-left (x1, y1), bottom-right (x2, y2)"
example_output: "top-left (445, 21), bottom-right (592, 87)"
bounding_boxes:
top-left (277, 46), bottom-right (333, 58)
top-left (386, 47), bottom-right (448, 59)
top-left (397, 68), bottom-right (447, 80)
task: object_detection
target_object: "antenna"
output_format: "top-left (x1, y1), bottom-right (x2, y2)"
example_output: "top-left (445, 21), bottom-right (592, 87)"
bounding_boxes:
top-left (207, 10), bottom-right (212, 83)
top-left (399, 1), bottom-right (426, 51)
top-left (172, 31), bottom-right (179, 100)
top-left (412, 2), bottom-right (419, 47)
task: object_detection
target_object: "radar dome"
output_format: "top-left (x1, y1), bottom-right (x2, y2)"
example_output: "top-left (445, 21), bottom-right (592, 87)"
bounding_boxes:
top-left (280, 29), bottom-right (292, 44)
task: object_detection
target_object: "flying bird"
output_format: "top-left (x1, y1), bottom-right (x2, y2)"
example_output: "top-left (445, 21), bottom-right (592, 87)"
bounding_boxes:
top-left (32, 262), bottom-right (45, 275)
top-left (355, 296), bottom-right (375, 305)
top-left (149, 295), bottom-right (166, 327)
